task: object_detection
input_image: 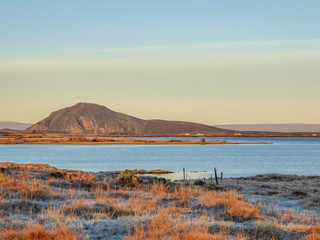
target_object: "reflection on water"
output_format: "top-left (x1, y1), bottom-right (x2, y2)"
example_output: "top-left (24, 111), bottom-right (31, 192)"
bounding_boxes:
top-left (143, 171), bottom-right (216, 181)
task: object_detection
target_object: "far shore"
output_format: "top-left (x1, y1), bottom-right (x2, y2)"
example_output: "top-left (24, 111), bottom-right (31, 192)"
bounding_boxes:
top-left (0, 136), bottom-right (271, 145)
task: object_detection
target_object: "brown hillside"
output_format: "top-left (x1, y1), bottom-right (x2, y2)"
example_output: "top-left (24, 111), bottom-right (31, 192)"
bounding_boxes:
top-left (26, 103), bottom-right (229, 135)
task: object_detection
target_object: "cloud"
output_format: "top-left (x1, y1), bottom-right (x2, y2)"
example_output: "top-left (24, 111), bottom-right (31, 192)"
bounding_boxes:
top-left (91, 39), bottom-right (320, 53)
top-left (0, 51), bottom-right (319, 71)
top-left (0, 39), bottom-right (319, 72)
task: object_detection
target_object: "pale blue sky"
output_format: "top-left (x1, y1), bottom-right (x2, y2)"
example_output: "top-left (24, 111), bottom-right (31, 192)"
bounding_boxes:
top-left (1, 1), bottom-right (319, 124)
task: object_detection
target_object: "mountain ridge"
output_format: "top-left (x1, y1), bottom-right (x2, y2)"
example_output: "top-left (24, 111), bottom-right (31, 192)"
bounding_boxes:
top-left (0, 121), bottom-right (33, 130)
top-left (26, 103), bottom-right (229, 135)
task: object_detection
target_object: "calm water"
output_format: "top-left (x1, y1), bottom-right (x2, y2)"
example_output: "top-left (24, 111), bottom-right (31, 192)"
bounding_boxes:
top-left (0, 137), bottom-right (319, 178)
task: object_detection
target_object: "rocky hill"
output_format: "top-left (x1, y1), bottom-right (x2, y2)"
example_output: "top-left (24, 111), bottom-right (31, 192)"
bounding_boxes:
top-left (26, 103), bottom-right (230, 135)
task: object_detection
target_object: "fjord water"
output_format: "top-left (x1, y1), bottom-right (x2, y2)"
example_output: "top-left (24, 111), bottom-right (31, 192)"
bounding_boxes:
top-left (0, 137), bottom-right (319, 178)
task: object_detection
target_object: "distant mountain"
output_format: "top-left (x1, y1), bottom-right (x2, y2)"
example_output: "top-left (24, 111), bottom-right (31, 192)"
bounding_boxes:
top-left (214, 124), bottom-right (320, 133)
top-left (0, 121), bottom-right (32, 130)
top-left (0, 128), bottom-right (22, 135)
top-left (26, 103), bottom-right (230, 135)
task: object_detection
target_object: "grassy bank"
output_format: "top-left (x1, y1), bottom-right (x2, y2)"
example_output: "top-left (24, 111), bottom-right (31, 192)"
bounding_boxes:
top-left (0, 162), bottom-right (319, 239)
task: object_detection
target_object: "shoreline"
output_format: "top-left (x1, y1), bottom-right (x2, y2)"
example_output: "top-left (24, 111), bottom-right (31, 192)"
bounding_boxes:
top-left (1, 161), bottom-right (319, 212)
top-left (0, 137), bottom-right (271, 145)
top-left (1, 129), bottom-right (319, 139)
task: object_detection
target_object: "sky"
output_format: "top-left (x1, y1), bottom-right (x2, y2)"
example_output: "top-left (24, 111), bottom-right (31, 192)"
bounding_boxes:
top-left (1, 0), bottom-right (319, 125)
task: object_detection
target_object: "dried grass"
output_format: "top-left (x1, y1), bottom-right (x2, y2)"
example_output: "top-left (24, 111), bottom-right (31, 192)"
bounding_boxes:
top-left (125, 209), bottom-right (249, 240)
top-left (172, 185), bottom-right (199, 202)
top-left (0, 177), bottom-right (54, 199)
top-left (150, 182), bottom-right (169, 199)
top-left (2, 162), bottom-right (320, 240)
top-left (199, 190), bottom-right (260, 218)
top-left (0, 222), bottom-right (84, 240)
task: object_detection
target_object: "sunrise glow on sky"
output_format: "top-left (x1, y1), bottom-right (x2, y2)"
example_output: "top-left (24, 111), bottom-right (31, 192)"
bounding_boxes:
top-left (1, 1), bottom-right (319, 124)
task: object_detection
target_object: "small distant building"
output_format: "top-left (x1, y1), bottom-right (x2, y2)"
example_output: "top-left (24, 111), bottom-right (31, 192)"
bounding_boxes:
top-left (312, 133), bottom-right (317, 137)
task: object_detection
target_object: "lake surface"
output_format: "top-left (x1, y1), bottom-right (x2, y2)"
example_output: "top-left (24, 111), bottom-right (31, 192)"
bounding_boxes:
top-left (0, 137), bottom-right (319, 179)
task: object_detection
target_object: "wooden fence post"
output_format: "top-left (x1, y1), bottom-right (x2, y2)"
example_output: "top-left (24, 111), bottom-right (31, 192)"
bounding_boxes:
top-left (183, 168), bottom-right (185, 181)
top-left (214, 167), bottom-right (219, 184)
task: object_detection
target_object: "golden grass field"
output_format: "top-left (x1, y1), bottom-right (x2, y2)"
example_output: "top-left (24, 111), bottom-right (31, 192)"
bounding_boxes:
top-left (0, 162), bottom-right (320, 239)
